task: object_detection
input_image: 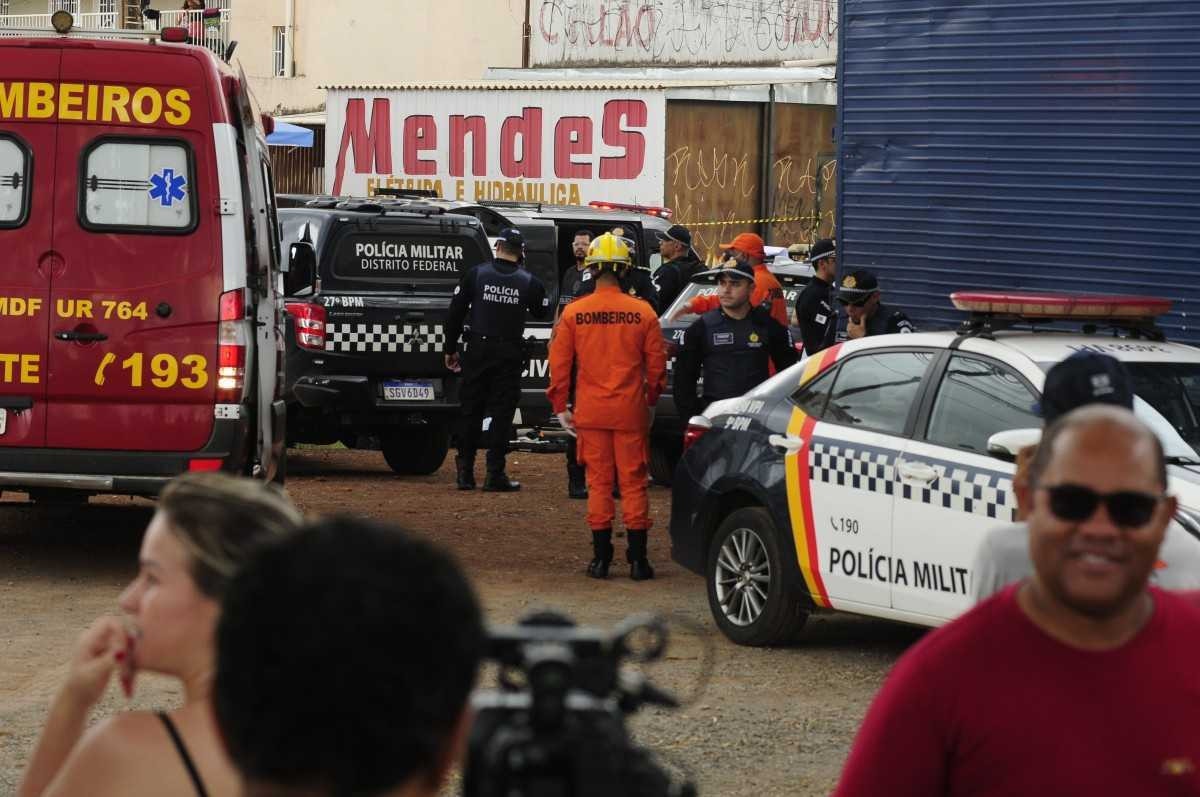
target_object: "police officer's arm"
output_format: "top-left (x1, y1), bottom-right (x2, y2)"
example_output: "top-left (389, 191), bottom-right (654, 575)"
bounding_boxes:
top-left (888, 310), bottom-right (915, 334)
top-left (526, 274), bottom-right (551, 321)
top-left (444, 266), bottom-right (477, 355)
top-left (642, 312), bottom-right (668, 407)
top-left (546, 311), bottom-right (576, 415)
top-left (672, 319), bottom-right (705, 421)
top-left (653, 263), bottom-right (683, 314)
top-left (767, 318), bottom-right (800, 372)
top-left (795, 289), bottom-right (825, 357)
top-left (637, 270), bottom-right (660, 315)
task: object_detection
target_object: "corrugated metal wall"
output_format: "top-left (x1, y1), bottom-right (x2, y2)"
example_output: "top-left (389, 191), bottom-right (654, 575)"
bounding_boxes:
top-left (838, 0), bottom-right (1200, 341)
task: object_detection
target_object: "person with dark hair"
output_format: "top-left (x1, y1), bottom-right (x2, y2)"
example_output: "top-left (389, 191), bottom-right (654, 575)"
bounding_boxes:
top-left (558, 228), bottom-right (595, 316)
top-left (794, 238), bottom-right (838, 355)
top-left (445, 227), bottom-right (550, 491)
top-left (972, 351), bottom-right (1200, 599)
top-left (673, 259), bottom-right (798, 421)
top-left (18, 473), bottom-right (302, 797)
top-left (651, 224), bottom-right (703, 313)
top-left (835, 405), bottom-right (1200, 796)
top-left (837, 268), bottom-right (913, 338)
top-left (214, 516), bottom-right (484, 797)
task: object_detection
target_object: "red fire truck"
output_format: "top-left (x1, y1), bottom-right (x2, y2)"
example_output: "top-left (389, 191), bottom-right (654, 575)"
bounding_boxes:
top-left (0, 15), bottom-right (286, 499)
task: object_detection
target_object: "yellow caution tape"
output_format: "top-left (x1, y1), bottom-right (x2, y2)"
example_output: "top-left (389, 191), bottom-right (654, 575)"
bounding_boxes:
top-left (685, 214), bottom-right (818, 228)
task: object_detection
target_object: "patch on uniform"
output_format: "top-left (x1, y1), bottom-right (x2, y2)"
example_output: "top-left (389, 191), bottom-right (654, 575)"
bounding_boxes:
top-left (747, 331), bottom-right (763, 348)
top-left (712, 331), bottom-right (735, 346)
top-left (815, 313), bottom-right (827, 324)
top-left (629, 287), bottom-right (637, 295)
top-left (581, 271), bottom-right (593, 282)
top-left (749, 332), bottom-right (760, 342)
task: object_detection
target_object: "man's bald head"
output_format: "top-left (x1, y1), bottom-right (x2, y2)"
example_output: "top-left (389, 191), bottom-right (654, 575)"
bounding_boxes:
top-left (1028, 405), bottom-right (1166, 491)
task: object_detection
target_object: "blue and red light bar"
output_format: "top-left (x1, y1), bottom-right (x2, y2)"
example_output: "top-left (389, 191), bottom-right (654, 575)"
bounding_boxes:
top-left (587, 200), bottom-right (673, 219)
top-left (951, 291), bottom-right (1172, 319)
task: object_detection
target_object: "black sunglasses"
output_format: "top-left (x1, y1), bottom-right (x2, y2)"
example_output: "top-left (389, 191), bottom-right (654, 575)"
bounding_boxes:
top-left (1040, 484), bottom-right (1166, 528)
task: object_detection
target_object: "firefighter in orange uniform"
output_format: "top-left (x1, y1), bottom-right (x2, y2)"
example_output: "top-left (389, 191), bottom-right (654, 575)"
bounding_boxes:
top-left (548, 233), bottom-right (667, 580)
top-left (674, 232), bottom-right (788, 327)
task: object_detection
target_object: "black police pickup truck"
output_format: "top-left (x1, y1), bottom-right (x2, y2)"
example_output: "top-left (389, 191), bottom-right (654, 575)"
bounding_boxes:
top-left (279, 199), bottom-right (492, 474)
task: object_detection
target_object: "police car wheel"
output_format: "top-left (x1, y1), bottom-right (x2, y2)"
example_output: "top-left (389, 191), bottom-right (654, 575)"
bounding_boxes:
top-left (381, 424), bottom-right (450, 476)
top-left (706, 507), bottom-right (808, 646)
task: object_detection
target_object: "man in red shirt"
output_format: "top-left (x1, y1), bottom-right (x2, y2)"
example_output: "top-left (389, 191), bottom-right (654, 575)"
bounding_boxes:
top-left (835, 405), bottom-right (1200, 796)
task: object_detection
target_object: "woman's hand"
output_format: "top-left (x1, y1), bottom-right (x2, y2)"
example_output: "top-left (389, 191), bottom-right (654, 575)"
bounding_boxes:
top-left (62, 617), bottom-right (131, 709)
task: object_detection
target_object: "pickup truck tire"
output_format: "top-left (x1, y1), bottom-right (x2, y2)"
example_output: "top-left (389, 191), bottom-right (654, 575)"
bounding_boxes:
top-left (382, 424), bottom-right (450, 476)
top-left (649, 438), bottom-right (682, 486)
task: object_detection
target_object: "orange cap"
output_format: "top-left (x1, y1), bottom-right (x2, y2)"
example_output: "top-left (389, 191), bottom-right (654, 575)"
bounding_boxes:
top-left (719, 232), bottom-right (765, 261)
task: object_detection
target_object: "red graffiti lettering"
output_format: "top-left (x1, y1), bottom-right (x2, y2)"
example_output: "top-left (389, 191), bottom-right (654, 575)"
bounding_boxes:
top-left (599, 99), bottom-right (645, 180)
top-left (402, 115), bottom-right (437, 176)
top-left (500, 106), bottom-right (543, 179)
top-left (449, 115), bottom-right (487, 177)
top-left (554, 116), bottom-right (592, 179)
top-left (332, 98), bottom-right (392, 195)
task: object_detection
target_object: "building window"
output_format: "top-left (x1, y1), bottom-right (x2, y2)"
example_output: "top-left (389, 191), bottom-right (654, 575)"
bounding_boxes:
top-left (272, 26), bottom-right (287, 77)
top-left (49, 0), bottom-right (79, 13)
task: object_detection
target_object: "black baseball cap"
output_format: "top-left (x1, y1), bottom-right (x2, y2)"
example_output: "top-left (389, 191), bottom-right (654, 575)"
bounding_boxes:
top-left (1037, 351), bottom-right (1134, 425)
top-left (656, 224), bottom-right (693, 247)
top-left (496, 227), bottom-right (525, 248)
top-left (836, 269), bottom-right (879, 305)
top-left (698, 259), bottom-right (755, 282)
top-left (809, 238), bottom-right (836, 264)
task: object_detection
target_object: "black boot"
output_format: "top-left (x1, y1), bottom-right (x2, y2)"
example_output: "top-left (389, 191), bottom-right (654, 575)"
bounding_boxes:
top-left (627, 529), bottom-right (654, 581)
top-left (455, 455), bottom-right (476, 490)
top-left (482, 471), bottom-right (521, 492)
top-left (588, 530), bottom-right (613, 579)
top-left (567, 462), bottom-right (588, 499)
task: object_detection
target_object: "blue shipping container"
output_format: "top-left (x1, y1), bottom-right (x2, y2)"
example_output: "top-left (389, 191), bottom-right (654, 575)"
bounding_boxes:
top-left (837, 0), bottom-right (1200, 340)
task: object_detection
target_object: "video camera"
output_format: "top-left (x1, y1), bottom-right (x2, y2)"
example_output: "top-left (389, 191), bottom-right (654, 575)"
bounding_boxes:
top-left (463, 611), bottom-right (697, 797)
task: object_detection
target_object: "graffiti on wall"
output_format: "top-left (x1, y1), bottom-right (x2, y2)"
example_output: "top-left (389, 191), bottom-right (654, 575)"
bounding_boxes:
top-left (534, 0), bottom-right (837, 66)
top-left (665, 143), bottom-right (759, 260)
top-left (769, 153), bottom-right (837, 246)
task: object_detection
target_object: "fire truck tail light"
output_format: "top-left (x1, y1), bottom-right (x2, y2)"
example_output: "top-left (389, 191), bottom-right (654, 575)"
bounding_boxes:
top-left (217, 290), bottom-right (247, 403)
top-left (285, 302), bottom-right (327, 351)
top-left (187, 458), bottom-right (223, 472)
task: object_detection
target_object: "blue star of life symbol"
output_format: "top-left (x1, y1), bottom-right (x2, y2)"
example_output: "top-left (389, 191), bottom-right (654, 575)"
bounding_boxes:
top-left (148, 168), bottom-right (188, 208)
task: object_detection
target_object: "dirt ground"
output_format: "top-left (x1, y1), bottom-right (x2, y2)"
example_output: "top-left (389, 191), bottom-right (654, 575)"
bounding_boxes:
top-left (0, 447), bottom-right (922, 796)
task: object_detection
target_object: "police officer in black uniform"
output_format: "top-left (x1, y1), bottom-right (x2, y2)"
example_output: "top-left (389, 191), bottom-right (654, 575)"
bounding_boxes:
top-left (794, 238), bottom-right (838, 356)
top-left (576, 226), bottom-right (658, 313)
top-left (555, 229), bottom-right (594, 499)
top-left (837, 268), bottom-right (915, 338)
top-left (651, 224), bottom-right (703, 313)
top-left (445, 228), bottom-right (550, 492)
top-left (673, 260), bottom-right (798, 421)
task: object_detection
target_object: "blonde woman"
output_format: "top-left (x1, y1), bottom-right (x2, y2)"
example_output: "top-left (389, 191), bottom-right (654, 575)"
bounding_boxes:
top-left (18, 473), bottom-right (302, 797)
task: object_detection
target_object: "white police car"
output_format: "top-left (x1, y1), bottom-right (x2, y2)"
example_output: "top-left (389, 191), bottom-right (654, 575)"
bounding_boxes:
top-left (669, 292), bottom-right (1200, 645)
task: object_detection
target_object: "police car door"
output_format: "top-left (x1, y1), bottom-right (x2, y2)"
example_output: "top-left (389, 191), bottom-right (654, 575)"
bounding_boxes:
top-left (893, 351), bottom-right (1037, 620)
top-left (782, 346), bottom-right (935, 612)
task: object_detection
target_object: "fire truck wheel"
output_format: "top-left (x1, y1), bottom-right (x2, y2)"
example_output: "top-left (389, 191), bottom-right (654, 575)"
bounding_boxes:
top-left (381, 424), bottom-right (450, 476)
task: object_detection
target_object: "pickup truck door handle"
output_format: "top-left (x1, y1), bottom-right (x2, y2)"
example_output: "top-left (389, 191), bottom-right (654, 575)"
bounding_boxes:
top-left (55, 330), bottom-right (108, 343)
top-left (897, 459), bottom-right (941, 483)
top-left (768, 434), bottom-right (805, 453)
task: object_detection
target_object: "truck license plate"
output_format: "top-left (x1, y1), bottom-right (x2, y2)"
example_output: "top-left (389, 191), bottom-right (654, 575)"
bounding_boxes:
top-left (383, 380), bottom-right (434, 401)
top-left (0, 409), bottom-right (5, 436)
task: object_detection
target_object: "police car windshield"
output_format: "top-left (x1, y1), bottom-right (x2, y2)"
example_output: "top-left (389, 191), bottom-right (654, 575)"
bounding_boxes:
top-left (1041, 361), bottom-right (1200, 461)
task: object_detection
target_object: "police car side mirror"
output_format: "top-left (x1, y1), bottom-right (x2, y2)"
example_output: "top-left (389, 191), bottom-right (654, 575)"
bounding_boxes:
top-left (986, 428), bottom-right (1042, 462)
top-left (286, 241), bottom-right (316, 296)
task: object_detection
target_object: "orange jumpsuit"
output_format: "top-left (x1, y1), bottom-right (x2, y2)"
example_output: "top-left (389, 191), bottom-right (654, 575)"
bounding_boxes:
top-left (686, 264), bottom-right (789, 327)
top-left (548, 282), bottom-right (667, 531)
